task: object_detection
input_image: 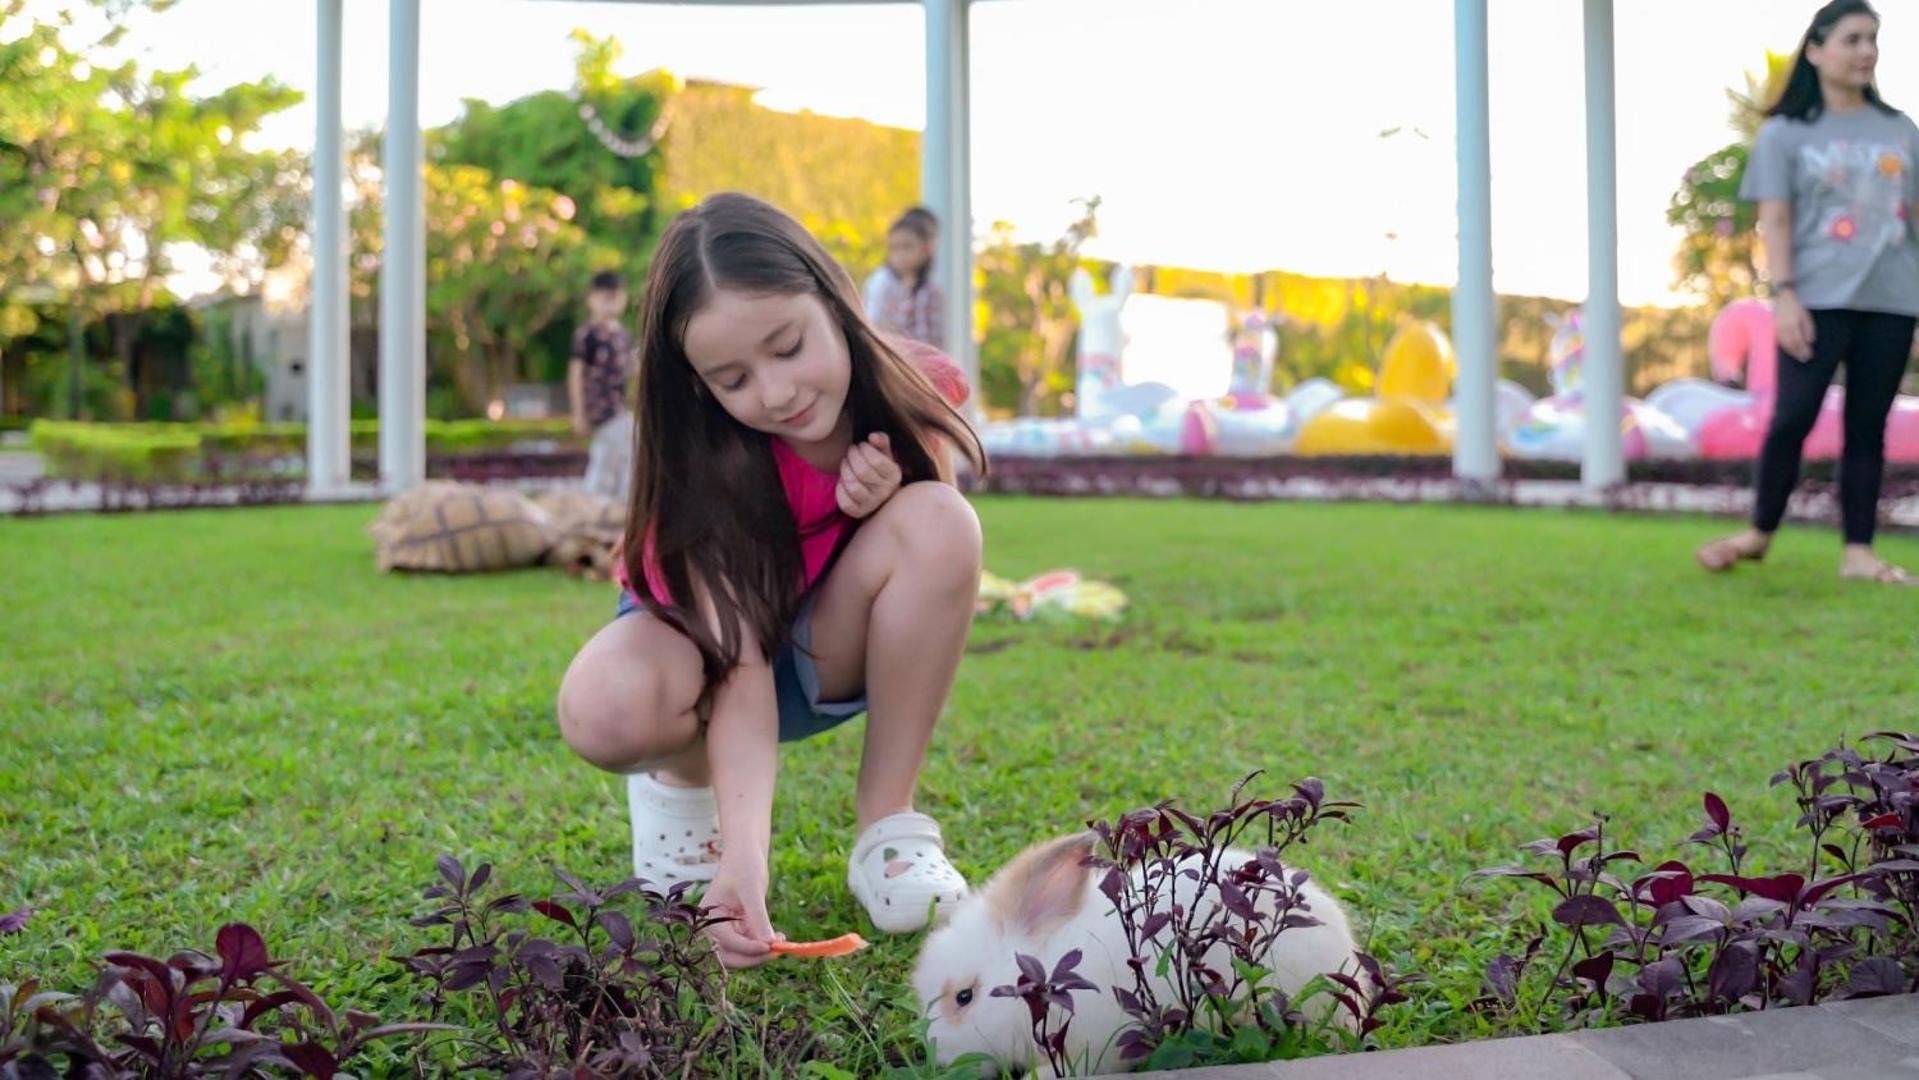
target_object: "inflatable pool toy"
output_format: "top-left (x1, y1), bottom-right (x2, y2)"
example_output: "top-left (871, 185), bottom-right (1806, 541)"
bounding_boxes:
top-left (1069, 266), bottom-right (1181, 423)
top-left (977, 569), bottom-right (1127, 621)
top-left (1294, 322), bottom-right (1458, 455)
top-left (979, 266), bottom-right (1181, 457)
top-left (1502, 310), bottom-right (1693, 461)
top-left (1178, 313), bottom-right (1301, 456)
top-left (1695, 298), bottom-right (1839, 460)
top-left (1688, 298), bottom-right (1919, 463)
top-left (978, 416), bottom-right (1117, 458)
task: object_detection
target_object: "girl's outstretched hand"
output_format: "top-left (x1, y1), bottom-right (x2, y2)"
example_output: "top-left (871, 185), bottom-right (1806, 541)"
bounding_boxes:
top-left (836, 432), bottom-right (903, 519)
top-left (701, 850), bottom-right (782, 968)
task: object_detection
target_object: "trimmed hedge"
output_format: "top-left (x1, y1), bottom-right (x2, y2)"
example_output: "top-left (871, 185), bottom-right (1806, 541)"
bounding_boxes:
top-left (31, 422), bottom-right (202, 483)
top-left (29, 419), bottom-right (580, 481)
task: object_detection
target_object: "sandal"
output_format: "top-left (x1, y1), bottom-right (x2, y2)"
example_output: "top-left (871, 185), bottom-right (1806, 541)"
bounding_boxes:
top-left (1841, 560), bottom-right (1917, 585)
top-left (846, 811), bottom-right (969, 934)
top-left (627, 772), bottom-right (723, 887)
top-left (1696, 536), bottom-right (1767, 573)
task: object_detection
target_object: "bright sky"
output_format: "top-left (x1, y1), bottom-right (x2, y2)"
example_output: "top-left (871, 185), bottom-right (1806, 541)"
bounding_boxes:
top-left (34, 0), bottom-right (1919, 307)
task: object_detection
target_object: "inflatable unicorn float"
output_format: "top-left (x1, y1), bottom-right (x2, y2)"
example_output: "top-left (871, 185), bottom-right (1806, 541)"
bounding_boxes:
top-left (980, 266), bottom-right (1327, 457)
top-left (1502, 309), bottom-right (1693, 461)
top-left (1646, 297), bottom-right (1919, 461)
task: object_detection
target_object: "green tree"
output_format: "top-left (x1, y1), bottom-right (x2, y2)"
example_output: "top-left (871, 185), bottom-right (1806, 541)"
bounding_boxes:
top-left (0, 1), bottom-right (301, 418)
top-left (1668, 52), bottom-right (1792, 308)
top-left (974, 198), bottom-right (1099, 417)
top-left (434, 30), bottom-right (669, 285)
top-left (347, 132), bottom-right (620, 415)
top-left (424, 167), bottom-right (611, 411)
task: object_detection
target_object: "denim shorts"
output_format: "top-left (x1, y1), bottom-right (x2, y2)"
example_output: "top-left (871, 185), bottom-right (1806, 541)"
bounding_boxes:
top-left (614, 591), bottom-right (867, 743)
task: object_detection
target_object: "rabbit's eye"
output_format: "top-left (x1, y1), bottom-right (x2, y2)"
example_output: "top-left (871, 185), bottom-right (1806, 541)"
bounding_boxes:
top-left (954, 988), bottom-right (974, 1007)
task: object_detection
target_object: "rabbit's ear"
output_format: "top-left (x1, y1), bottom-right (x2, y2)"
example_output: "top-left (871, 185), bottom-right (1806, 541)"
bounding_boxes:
top-left (1108, 265), bottom-right (1133, 304)
top-left (984, 833), bottom-right (1097, 937)
top-left (1070, 268), bottom-right (1096, 311)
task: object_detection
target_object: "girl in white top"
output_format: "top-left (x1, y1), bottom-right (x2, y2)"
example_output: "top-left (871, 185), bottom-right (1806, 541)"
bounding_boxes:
top-left (863, 206), bottom-right (945, 351)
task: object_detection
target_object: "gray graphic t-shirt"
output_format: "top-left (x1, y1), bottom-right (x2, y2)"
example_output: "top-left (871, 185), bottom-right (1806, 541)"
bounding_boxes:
top-left (1742, 106), bottom-right (1919, 316)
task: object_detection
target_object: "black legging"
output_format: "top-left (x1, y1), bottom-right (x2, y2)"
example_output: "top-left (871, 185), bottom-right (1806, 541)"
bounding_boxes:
top-left (1752, 308), bottom-right (1916, 544)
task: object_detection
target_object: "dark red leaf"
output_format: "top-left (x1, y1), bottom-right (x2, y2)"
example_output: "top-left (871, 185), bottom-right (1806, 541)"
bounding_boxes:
top-left (216, 924), bottom-right (272, 982)
top-left (596, 911), bottom-right (635, 950)
top-left (282, 1040), bottom-right (339, 1078)
top-left (1660, 915), bottom-right (1727, 945)
top-left (531, 900), bottom-right (577, 930)
top-left (1682, 894), bottom-right (1732, 922)
top-left (1552, 895), bottom-right (1624, 928)
top-left (1801, 873), bottom-right (1868, 907)
top-left (1643, 862), bottom-right (1695, 906)
top-left (1698, 873), bottom-right (1803, 904)
top-left (1708, 941), bottom-right (1758, 1003)
top-left (1572, 950), bottom-right (1615, 993)
top-left (1217, 880), bottom-right (1257, 921)
top-left (1638, 956), bottom-right (1682, 998)
top-left (1845, 956), bottom-right (1905, 998)
top-left (1472, 865), bottom-right (1561, 888)
top-left (104, 952), bottom-right (175, 988)
top-left (239, 989), bottom-right (305, 1029)
top-left (1780, 960), bottom-right (1817, 1006)
top-left (1704, 793), bottom-right (1730, 831)
top-left (1015, 953), bottom-right (1047, 986)
top-left (1557, 827), bottom-right (1601, 857)
top-left (435, 855), bottom-right (465, 893)
top-left (116, 1033), bottom-right (164, 1062)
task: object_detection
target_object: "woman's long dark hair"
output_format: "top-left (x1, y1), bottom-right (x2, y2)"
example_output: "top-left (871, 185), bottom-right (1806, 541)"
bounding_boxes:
top-left (889, 206), bottom-right (939, 291)
top-left (624, 192), bottom-right (984, 700)
top-left (1768, 0), bottom-right (1898, 121)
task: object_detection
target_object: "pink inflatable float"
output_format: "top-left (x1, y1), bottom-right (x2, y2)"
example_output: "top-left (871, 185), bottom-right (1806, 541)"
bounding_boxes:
top-left (1696, 298), bottom-right (1919, 462)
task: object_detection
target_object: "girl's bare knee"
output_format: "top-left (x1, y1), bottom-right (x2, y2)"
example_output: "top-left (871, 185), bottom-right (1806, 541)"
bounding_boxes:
top-left (879, 482), bottom-right (982, 582)
top-left (556, 626), bottom-right (700, 773)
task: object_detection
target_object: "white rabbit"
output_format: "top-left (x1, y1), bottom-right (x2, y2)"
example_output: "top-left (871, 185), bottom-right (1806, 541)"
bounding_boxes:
top-left (913, 833), bottom-right (1363, 1076)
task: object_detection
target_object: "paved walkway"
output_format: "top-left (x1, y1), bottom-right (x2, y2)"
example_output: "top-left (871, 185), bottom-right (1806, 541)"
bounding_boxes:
top-left (1172, 997), bottom-right (1918, 1080)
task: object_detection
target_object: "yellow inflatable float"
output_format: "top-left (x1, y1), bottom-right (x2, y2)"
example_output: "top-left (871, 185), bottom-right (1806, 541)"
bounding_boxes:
top-left (1294, 322), bottom-right (1457, 456)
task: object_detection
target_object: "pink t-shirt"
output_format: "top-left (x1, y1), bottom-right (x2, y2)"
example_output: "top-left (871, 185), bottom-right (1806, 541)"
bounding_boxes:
top-left (615, 439), bottom-right (846, 607)
top-left (615, 338), bottom-right (968, 609)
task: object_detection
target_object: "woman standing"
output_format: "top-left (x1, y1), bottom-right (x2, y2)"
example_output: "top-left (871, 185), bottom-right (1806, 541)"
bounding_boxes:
top-left (1697, 0), bottom-right (1919, 584)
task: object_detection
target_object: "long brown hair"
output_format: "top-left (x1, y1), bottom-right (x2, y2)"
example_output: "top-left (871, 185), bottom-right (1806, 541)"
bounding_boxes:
top-left (624, 192), bottom-right (985, 698)
top-left (1768, 1), bottom-right (1897, 121)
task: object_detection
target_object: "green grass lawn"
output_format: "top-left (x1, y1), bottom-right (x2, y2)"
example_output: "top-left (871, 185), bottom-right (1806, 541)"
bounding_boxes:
top-left (3, 497), bottom-right (1915, 1072)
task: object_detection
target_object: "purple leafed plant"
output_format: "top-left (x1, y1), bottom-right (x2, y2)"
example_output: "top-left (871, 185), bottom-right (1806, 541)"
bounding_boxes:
top-left (1065, 774), bottom-right (1416, 1071)
top-left (389, 854), bottom-right (748, 1078)
top-left (989, 949), bottom-right (1100, 1076)
top-left (1473, 733), bottom-right (1918, 1028)
top-left (0, 922), bottom-right (447, 1079)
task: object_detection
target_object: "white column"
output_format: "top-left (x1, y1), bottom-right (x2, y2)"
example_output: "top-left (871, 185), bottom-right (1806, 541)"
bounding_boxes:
top-left (1451, 0), bottom-right (1498, 486)
top-left (1582, 0), bottom-right (1625, 490)
top-left (922, 0), bottom-right (976, 412)
top-left (379, 0), bottom-right (426, 491)
top-left (307, 0), bottom-right (350, 494)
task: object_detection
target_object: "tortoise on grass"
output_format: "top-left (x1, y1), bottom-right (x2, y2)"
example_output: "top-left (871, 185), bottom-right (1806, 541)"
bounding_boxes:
top-left (368, 482), bottom-right (627, 579)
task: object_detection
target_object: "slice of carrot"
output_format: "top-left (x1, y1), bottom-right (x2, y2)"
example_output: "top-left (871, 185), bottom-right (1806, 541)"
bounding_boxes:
top-left (769, 932), bottom-right (869, 958)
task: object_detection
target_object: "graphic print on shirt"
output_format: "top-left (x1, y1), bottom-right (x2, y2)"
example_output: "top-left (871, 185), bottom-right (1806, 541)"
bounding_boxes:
top-left (1801, 138), bottom-right (1912, 250)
